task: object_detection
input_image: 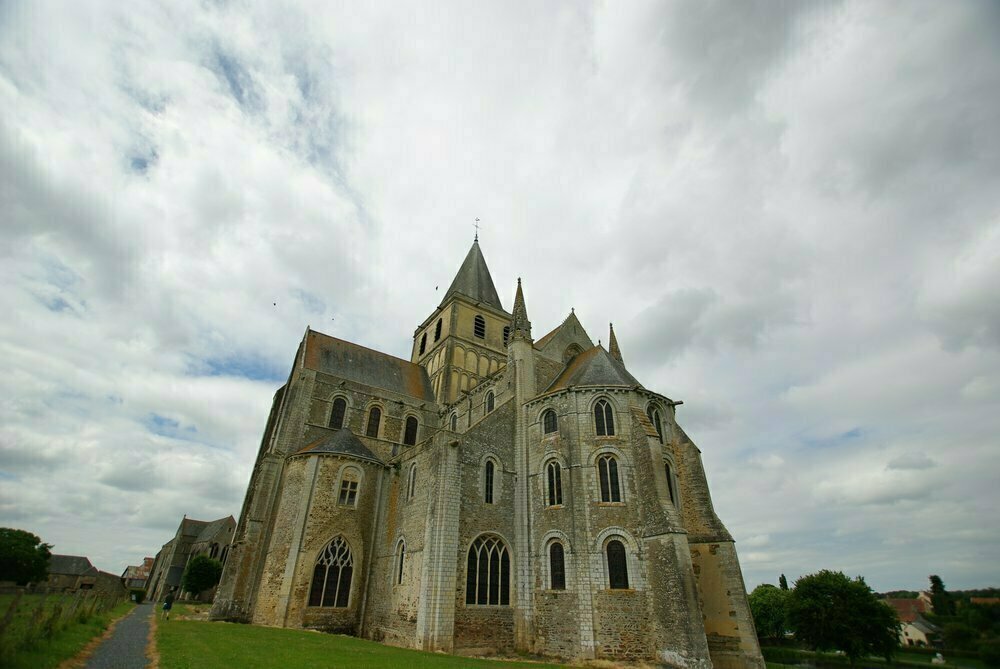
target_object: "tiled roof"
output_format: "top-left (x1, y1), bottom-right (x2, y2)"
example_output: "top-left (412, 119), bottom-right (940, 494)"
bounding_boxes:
top-left (441, 240), bottom-right (504, 311)
top-left (49, 554), bottom-right (97, 576)
top-left (886, 598), bottom-right (929, 622)
top-left (296, 428), bottom-right (384, 465)
top-left (303, 330), bottom-right (434, 402)
top-left (544, 345), bottom-right (643, 393)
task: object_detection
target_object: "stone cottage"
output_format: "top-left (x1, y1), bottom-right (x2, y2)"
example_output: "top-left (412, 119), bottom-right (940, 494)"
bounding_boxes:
top-left (211, 240), bottom-right (764, 668)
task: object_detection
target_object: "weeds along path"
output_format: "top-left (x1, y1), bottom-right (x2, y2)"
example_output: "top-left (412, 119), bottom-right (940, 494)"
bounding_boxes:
top-left (83, 602), bottom-right (154, 669)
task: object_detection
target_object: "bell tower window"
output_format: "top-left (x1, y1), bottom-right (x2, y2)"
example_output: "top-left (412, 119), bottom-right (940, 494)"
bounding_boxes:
top-left (474, 315), bottom-right (486, 339)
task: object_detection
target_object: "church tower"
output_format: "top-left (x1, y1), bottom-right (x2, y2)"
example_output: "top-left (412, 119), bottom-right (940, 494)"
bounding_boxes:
top-left (410, 240), bottom-right (511, 404)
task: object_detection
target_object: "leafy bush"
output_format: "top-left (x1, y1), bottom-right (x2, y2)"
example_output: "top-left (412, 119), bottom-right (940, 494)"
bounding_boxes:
top-left (981, 640), bottom-right (1000, 667)
top-left (181, 555), bottom-right (223, 597)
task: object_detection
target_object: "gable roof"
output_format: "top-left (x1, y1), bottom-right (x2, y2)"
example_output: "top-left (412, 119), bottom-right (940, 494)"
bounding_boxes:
top-left (535, 310), bottom-right (592, 352)
top-left (194, 516), bottom-right (234, 544)
top-left (296, 428), bottom-right (384, 464)
top-left (886, 598), bottom-right (929, 623)
top-left (49, 555), bottom-right (97, 576)
top-left (441, 240), bottom-right (504, 311)
top-left (544, 345), bottom-right (642, 393)
top-left (303, 330), bottom-right (434, 402)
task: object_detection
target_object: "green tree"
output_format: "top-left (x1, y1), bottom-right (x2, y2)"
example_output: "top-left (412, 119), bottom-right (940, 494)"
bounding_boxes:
top-left (779, 574), bottom-right (789, 590)
top-left (181, 555), bottom-right (223, 596)
top-left (930, 575), bottom-right (956, 616)
top-left (0, 527), bottom-right (52, 585)
top-left (944, 622), bottom-right (979, 650)
top-left (750, 584), bottom-right (790, 643)
top-left (787, 570), bottom-right (899, 664)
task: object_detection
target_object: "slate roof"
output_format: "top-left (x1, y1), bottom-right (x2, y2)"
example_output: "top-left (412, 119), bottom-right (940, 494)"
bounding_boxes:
top-left (296, 428), bottom-right (384, 465)
top-left (193, 516), bottom-right (234, 544)
top-left (303, 330), bottom-right (434, 401)
top-left (910, 617), bottom-right (940, 634)
top-left (49, 555), bottom-right (97, 576)
top-left (544, 345), bottom-right (643, 393)
top-left (441, 240), bottom-right (504, 311)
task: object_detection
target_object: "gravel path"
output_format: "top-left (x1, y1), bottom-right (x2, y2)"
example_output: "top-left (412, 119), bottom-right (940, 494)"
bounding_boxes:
top-left (84, 602), bottom-right (153, 669)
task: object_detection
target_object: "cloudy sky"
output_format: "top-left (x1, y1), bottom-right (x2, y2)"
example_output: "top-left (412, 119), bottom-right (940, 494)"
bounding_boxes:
top-left (2, 0), bottom-right (998, 593)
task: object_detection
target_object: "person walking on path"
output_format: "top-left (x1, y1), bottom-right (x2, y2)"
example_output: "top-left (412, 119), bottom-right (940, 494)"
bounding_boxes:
top-left (84, 601), bottom-right (154, 669)
top-left (161, 591), bottom-right (174, 620)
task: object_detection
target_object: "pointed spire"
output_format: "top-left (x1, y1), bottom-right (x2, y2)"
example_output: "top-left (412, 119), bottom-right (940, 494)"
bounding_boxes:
top-left (608, 322), bottom-right (623, 363)
top-left (510, 277), bottom-right (532, 342)
top-left (441, 240), bottom-right (503, 311)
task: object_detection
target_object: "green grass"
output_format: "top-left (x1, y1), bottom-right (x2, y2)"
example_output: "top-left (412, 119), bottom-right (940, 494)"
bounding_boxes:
top-left (157, 619), bottom-right (566, 669)
top-left (0, 594), bottom-right (133, 669)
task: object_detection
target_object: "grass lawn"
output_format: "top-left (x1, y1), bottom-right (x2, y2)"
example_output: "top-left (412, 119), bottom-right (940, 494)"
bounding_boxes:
top-left (157, 615), bottom-right (566, 669)
top-left (0, 593), bottom-right (134, 669)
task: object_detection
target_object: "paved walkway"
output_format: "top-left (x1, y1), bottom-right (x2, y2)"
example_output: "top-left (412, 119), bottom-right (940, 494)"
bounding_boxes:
top-left (84, 602), bottom-right (153, 669)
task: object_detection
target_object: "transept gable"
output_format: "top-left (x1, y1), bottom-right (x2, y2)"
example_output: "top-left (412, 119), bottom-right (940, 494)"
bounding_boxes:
top-left (534, 310), bottom-right (594, 362)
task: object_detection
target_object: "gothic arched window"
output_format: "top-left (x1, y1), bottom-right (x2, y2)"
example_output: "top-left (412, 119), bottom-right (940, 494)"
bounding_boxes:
top-left (546, 461), bottom-right (562, 507)
top-left (403, 416), bottom-right (418, 446)
top-left (450, 413), bottom-right (458, 431)
top-left (308, 537), bottom-right (353, 607)
top-left (407, 464), bottom-right (417, 500)
top-left (542, 409), bottom-right (557, 434)
top-left (366, 407), bottom-right (381, 438)
top-left (395, 540), bottom-right (406, 585)
top-left (594, 399), bottom-right (614, 436)
top-left (549, 542), bottom-right (566, 590)
top-left (484, 460), bottom-right (495, 504)
top-left (434, 318), bottom-right (443, 342)
top-left (474, 315), bottom-right (486, 339)
top-left (465, 535), bottom-right (510, 606)
top-left (485, 391), bottom-right (495, 414)
top-left (329, 397), bottom-right (347, 430)
top-left (606, 539), bottom-right (629, 589)
top-left (419, 332), bottom-right (427, 355)
top-left (646, 406), bottom-right (663, 443)
top-left (597, 454), bottom-right (621, 503)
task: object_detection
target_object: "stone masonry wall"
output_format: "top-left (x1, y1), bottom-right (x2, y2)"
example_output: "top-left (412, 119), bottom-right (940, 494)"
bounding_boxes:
top-left (453, 399), bottom-right (516, 651)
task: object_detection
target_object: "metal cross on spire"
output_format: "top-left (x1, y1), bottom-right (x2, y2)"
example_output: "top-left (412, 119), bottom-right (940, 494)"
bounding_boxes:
top-left (474, 217), bottom-right (481, 242)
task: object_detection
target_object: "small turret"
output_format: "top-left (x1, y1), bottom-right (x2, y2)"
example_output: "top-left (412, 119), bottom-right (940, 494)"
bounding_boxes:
top-left (608, 322), bottom-right (623, 363)
top-left (511, 277), bottom-right (532, 342)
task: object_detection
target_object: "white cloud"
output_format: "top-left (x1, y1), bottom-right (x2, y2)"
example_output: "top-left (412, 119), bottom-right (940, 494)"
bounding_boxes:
top-left (1, 0), bottom-right (998, 593)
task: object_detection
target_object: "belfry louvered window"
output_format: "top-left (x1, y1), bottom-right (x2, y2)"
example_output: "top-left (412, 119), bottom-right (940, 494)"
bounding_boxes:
top-left (546, 461), bottom-right (562, 507)
top-left (329, 398), bottom-right (346, 430)
top-left (308, 537), bottom-right (353, 607)
top-left (465, 535), bottom-right (510, 606)
top-left (474, 315), bottom-right (486, 339)
top-left (598, 454), bottom-right (621, 503)
top-left (646, 406), bottom-right (663, 443)
top-left (366, 407), bottom-right (381, 438)
top-left (403, 416), bottom-right (418, 446)
top-left (549, 542), bottom-right (566, 590)
top-left (542, 409), bottom-right (557, 434)
top-left (503, 326), bottom-right (511, 346)
top-left (419, 332), bottom-right (427, 355)
top-left (434, 318), bottom-right (442, 341)
top-left (606, 539), bottom-right (629, 589)
top-left (594, 400), bottom-right (614, 436)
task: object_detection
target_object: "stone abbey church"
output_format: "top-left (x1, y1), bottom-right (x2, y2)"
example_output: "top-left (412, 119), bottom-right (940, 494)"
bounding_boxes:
top-left (211, 241), bottom-right (764, 668)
